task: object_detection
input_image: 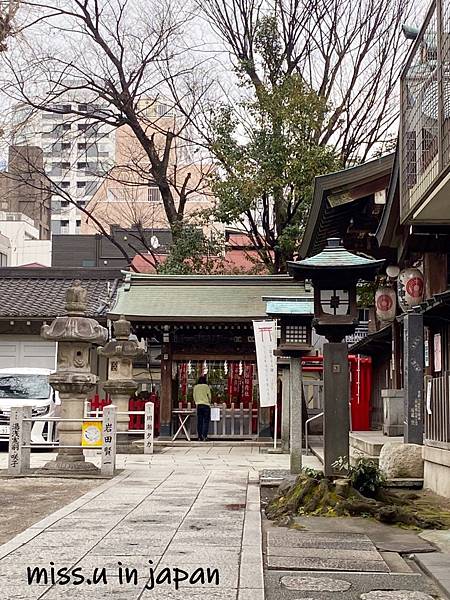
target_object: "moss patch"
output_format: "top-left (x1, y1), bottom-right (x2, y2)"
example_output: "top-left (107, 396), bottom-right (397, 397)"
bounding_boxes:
top-left (265, 472), bottom-right (450, 530)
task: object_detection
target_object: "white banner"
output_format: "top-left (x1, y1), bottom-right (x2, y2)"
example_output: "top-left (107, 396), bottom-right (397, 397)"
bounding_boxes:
top-left (253, 320), bottom-right (277, 407)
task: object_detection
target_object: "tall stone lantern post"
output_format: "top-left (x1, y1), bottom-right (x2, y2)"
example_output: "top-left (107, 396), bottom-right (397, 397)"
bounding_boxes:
top-left (98, 315), bottom-right (144, 451)
top-left (288, 239), bottom-right (384, 477)
top-left (41, 280), bottom-right (108, 472)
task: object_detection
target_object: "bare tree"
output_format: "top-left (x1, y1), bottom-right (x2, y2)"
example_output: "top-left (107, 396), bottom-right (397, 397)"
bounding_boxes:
top-left (195, 0), bottom-right (414, 165)
top-left (0, 0), bottom-right (20, 51)
top-left (160, 0), bottom-right (415, 273)
top-left (0, 0), bottom-right (214, 245)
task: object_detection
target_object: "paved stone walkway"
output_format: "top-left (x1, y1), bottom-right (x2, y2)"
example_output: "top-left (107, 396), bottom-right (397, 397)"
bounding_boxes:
top-left (0, 447), bottom-right (321, 600)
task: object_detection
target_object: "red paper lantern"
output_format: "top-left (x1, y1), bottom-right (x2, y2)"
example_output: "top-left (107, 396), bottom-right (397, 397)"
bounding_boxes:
top-left (375, 286), bottom-right (396, 322)
top-left (398, 267), bottom-right (424, 312)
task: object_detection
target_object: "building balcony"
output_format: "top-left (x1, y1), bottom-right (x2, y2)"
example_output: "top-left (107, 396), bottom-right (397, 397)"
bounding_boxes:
top-left (400, 0), bottom-right (450, 224)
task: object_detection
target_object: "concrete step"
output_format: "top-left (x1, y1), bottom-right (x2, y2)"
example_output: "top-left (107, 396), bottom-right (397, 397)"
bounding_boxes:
top-left (350, 448), bottom-right (380, 466)
top-left (350, 433), bottom-right (384, 457)
top-left (349, 432), bottom-right (403, 458)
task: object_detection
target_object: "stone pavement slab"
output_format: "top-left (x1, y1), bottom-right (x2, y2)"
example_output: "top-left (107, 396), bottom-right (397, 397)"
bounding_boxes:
top-left (267, 555), bottom-right (389, 572)
top-left (0, 447), bottom-right (282, 599)
top-left (294, 515), bottom-right (437, 553)
top-left (266, 525), bottom-right (388, 573)
top-left (265, 570), bottom-right (444, 600)
top-left (413, 551), bottom-right (450, 599)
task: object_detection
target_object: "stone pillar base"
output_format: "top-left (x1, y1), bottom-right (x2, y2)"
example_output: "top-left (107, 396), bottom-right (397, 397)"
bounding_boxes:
top-left (42, 448), bottom-right (98, 473)
top-left (42, 459), bottom-right (99, 473)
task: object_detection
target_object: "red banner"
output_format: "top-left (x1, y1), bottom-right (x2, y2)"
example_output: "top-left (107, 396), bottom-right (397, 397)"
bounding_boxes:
top-left (242, 363), bottom-right (254, 405)
top-left (179, 363), bottom-right (188, 403)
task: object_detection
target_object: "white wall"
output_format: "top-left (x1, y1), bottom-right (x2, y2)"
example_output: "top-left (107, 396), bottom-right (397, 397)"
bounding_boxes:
top-left (0, 213), bottom-right (51, 266)
top-left (20, 239), bottom-right (52, 266)
top-left (0, 232), bottom-right (10, 265)
top-left (0, 336), bottom-right (57, 369)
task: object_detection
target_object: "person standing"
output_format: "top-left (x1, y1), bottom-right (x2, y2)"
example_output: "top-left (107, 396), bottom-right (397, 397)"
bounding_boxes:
top-left (193, 375), bottom-right (212, 441)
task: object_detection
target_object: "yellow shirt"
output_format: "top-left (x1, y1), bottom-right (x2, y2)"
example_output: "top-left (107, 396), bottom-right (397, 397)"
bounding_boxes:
top-left (193, 383), bottom-right (212, 406)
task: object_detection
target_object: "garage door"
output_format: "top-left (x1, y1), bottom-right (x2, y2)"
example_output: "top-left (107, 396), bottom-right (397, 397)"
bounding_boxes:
top-left (0, 338), bottom-right (57, 369)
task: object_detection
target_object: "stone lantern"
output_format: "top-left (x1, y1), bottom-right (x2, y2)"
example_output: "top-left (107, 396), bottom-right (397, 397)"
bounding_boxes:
top-left (98, 315), bottom-right (144, 450)
top-left (41, 280), bottom-right (108, 472)
top-left (288, 238), bottom-right (384, 476)
top-left (264, 296), bottom-right (314, 473)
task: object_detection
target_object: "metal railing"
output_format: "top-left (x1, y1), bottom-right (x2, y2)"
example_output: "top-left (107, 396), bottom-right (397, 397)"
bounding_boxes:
top-left (304, 411), bottom-right (323, 455)
top-left (7, 402), bottom-right (155, 476)
top-left (425, 372), bottom-right (450, 443)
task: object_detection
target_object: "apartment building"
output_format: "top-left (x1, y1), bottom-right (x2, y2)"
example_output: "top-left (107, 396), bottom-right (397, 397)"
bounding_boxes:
top-left (11, 97), bottom-right (116, 235)
top-left (0, 145), bottom-right (51, 240)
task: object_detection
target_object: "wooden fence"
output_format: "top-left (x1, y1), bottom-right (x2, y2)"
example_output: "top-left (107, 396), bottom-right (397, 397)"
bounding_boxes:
top-left (425, 373), bottom-right (450, 443)
top-left (176, 402), bottom-right (258, 438)
top-left (303, 379), bottom-right (323, 409)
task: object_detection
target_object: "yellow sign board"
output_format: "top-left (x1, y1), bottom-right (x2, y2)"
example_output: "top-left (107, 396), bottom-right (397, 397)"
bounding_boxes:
top-left (81, 421), bottom-right (102, 447)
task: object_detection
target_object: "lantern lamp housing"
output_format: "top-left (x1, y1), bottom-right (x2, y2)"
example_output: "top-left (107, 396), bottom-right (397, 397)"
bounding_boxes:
top-left (287, 238), bottom-right (384, 342)
top-left (264, 297), bottom-right (314, 356)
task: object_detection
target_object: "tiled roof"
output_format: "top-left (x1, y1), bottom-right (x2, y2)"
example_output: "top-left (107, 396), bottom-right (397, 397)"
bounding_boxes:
top-left (0, 268), bottom-right (121, 319)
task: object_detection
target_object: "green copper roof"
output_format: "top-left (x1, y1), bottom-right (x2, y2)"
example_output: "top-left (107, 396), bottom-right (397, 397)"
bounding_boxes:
top-left (109, 275), bottom-right (310, 321)
top-left (288, 238), bottom-right (384, 277)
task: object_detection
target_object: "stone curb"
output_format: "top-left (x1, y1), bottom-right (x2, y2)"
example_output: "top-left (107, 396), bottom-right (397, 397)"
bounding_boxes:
top-left (0, 469), bottom-right (131, 560)
top-left (413, 552), bottom-right (450, 598)
top-left (238, 471), bottom-right (264, 600)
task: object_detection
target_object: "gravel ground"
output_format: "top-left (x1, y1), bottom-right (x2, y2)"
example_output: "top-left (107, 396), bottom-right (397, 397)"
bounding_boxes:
top-left (0, 477), bottom-right (101, 545)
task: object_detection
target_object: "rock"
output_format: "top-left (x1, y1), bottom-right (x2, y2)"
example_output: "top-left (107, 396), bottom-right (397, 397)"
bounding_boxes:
top-left (378, 442), bottom-right (424, 479)
top-left (335, 478), bottom-right (351, 497)
top-left (277, 475), bottom-right (298, 495)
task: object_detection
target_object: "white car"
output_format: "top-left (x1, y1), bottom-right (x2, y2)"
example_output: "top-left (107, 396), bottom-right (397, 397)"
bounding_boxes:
top-left (0, 368), bottom-right (60, 443)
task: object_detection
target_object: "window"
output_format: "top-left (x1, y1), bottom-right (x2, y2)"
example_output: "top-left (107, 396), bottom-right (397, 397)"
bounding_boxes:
top-left (61, 142), bottom-right (70, 150)
top-left (61, 162), bottom-right (70, 169)
top-left (61, 200), bottom-right (69, 208)
top-left (60, 181), bottom-right (70, 189)
top-left (76, 219), bottom-right (81, 227)
top-left (285, 325), bottom-right (308, 344)
top-left (77, 162), bottom-right (87, 169)
top-left (78, 142), bottom-right (87, 150)
top-left (77, 181), bottom-right (86, 188)
top-left (76, 200), bottom-right (86, 207)
top-left (0, 374), bottom-right (50, 400)
top-left (62, 123), bottom-right (71, 131)
top-left (60, 104), bottom-right (72, 112)
top-left (0, 252), bottom-right (7, 267)
top-left (148, 186), bottom-right (161, 202)
top-left (77, 123), bottom-right (88, 132)
top-left (78, 104), bottom-right (87, 112)
top-left (61, 220), bottom-right (69, 226)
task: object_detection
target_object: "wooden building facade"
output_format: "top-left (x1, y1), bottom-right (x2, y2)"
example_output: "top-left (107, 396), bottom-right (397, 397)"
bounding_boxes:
top-left (109, 273), bottom-right (312, 438)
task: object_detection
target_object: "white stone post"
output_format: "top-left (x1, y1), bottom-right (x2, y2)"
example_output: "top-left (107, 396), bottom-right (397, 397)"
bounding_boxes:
top-left (101, 404), bottom-right (117, 477)
top-left (8, 406), bottom-right (32, 475)
top-left (144, 401), bottom-right (155, 455)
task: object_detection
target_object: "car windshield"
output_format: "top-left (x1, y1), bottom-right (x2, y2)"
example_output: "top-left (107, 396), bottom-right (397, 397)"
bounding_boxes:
top-left (0, 375), bottom-right (51, 400)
